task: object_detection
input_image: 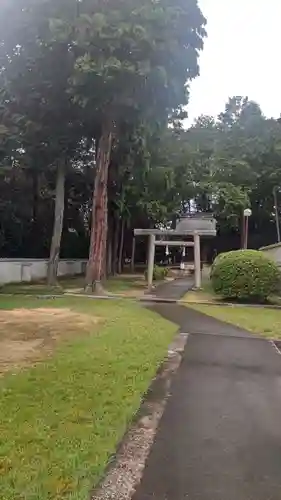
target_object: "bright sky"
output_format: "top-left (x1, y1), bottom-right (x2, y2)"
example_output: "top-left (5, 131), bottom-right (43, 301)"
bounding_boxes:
top-left (187, 0), bottom-right (281, 124)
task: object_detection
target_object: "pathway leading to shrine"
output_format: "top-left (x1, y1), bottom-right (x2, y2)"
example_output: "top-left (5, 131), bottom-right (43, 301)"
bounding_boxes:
top-left (134, 280), bottom-right (281, 500)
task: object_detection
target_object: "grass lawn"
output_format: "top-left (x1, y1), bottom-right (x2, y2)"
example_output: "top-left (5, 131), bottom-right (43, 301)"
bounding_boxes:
top-left (182, 267), bottom-right (221, 304)
top-left (190, 303), bottom-right (281, 339)
top-left (0, 274), bottom-right (147, 297)
top-left (98, 275), bottom-right (146, 295)
top-left (0, 296), bottom-right (176, 500)
top-left (182, 278), bottom-right (218, 304)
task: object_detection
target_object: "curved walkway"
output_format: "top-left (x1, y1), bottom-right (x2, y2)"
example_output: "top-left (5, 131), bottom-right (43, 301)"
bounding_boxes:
top-left (134, 280), bottom-right (281, 500)
top-left (152, 277), bottom-right (194, 300)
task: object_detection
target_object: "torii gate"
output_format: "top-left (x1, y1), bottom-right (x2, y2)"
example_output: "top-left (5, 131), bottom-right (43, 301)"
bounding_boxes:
top-left (134, 225), bottom-right (216, 292)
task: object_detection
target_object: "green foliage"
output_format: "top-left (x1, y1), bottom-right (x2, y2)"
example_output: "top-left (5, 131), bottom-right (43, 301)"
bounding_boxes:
top-left (0, 0), bottom-right (206, 272)
top-left (1, 1), bottom-right (281, 261)
top-left (145, 265), bottom-right (168, 282)
top-left (1, 91), bottom-right (281, 259)
top-left (218, 96), bottom-right (263, 129)
top-left (211, 250), bottom-right (281, 302)
top-left (153, 265), bottom-right (169, 281)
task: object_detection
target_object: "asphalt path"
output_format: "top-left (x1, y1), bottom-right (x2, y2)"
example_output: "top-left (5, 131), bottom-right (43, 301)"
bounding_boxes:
top-left (133, 281), bottom-right (281, 500)
top-left (152, 277), bottom-right (194, 300)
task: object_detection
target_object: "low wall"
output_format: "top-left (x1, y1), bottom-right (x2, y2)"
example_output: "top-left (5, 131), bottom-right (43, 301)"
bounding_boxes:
top-left (0, 259), bottom-right (87, 285)
top-left (260, 243), bottom-right (281, 267)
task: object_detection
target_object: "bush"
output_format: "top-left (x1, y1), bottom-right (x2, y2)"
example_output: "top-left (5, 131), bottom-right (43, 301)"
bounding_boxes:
top-left (211, 250), bottom-right (280, 302)
top-left (145, 265), bottom-right (169, 282)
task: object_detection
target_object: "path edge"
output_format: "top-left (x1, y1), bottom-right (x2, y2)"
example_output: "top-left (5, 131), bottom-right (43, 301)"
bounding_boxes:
top-left (91, 330), bottom-right (188, 500)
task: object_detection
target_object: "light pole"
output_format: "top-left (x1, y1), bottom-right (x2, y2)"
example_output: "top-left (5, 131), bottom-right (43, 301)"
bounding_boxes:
top-left (243, 208), bottom-right (252, 249)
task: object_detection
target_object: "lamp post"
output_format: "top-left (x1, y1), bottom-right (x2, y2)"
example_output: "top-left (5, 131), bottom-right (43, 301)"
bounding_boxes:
top-left (243, 208), bottom-right (252, 249)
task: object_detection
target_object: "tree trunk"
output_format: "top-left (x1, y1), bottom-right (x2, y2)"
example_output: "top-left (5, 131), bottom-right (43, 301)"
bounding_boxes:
top-left (32, 169), bottom-right (39, 225)
top-left (107, 231), bottom-right (113, 277)
top-left (112, 214), bottom-right (120, 275)
top-left (118, 218), bottom-right (125, 275)
top-left (85, 120), bottom-right (113, 292)
top-left (31, 169), bottom-right (40, 256)
top-left (131, 236), bottom-right (136, 273)
top-left (47, 162), bottom-right (66, 286)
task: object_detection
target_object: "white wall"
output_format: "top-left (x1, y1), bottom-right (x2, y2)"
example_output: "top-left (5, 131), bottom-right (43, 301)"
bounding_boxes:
top-left (0, 259), bottom-right (87, 285)
top-left (260, 243), bottom-right (281, 268)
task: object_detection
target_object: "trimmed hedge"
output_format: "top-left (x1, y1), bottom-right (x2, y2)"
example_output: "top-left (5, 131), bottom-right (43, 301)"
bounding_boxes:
top-left (211, 250), bottom-right (280, 302)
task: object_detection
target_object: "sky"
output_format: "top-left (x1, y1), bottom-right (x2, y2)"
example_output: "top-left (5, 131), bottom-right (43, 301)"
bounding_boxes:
top-left (187, 0), bottom-right (281, 124)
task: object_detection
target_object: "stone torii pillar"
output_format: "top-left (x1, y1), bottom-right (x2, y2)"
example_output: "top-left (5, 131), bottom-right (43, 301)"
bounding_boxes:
top-left (147, 234), bottom-right (156, 293)
top-left (194, 231), bottom-right (201, 289)
top-left (146, 234), bottom-right (201, 292)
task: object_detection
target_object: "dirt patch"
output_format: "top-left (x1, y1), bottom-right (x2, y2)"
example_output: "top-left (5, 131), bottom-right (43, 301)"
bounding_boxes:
top-left (0, 308), bottom-right (99, 374)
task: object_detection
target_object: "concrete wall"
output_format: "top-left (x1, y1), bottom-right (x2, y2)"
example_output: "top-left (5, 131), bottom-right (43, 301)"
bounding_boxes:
top-left (0, 259), bottom-right (87, 285)
top-left (260, 243), bottom-right (281, 268)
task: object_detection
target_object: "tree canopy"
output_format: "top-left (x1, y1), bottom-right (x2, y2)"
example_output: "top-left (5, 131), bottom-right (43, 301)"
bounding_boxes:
top-left (1, 1), bottom-right (281, 280)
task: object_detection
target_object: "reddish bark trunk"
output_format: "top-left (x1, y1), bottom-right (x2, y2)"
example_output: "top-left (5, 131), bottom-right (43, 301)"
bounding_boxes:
top-left (118, 218), bottom-right (125, 275)
top-left (107, 230), bottom-right (113, 277)
top-left (85, 121), bottom-right (113, 292)
top-left (112, 214), bottom-right (120, 275)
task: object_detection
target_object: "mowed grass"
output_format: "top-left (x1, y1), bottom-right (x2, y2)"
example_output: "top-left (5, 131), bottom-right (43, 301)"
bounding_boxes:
top-left (182, 268), bottom-right (219, 304)
top-left (0, 274), bottom-right (146, 296)
top-left (0, 296), bottom-right (176, 500)
top-left (190, 303), bottom-right (281, 339)
top-left (182, 279), bottom-right (217, 304)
